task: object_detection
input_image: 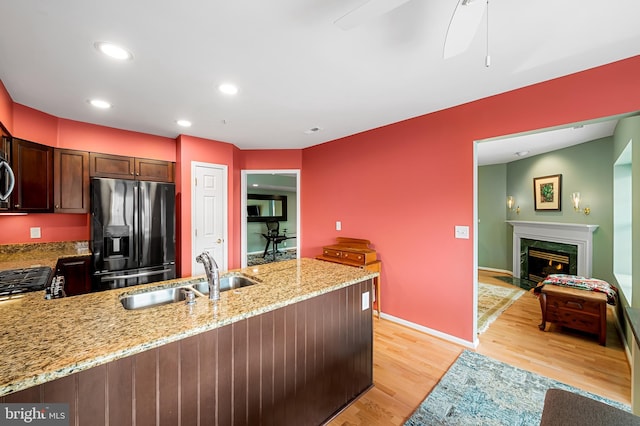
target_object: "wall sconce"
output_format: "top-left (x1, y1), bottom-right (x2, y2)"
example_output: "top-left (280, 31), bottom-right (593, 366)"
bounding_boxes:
top-left (571, 192), bottom-right (591, 215)
top-left (507, 196), bottom-right (520, 215)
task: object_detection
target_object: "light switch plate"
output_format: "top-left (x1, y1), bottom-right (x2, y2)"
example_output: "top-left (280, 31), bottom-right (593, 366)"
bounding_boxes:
top-left (30, 227), bottom-right (41, 239)
top-left (336, 221), bottom-right (342, 231)
top-left (362, 291), bottom-right (370, 311)
top-left (454, 225), bottom-right (469, 239)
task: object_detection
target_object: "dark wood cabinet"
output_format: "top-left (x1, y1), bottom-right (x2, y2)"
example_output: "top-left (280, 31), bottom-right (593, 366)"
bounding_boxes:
top-left (10, 138), bottom-right (54, 212)
top-left (55, 256), bottom-right (91, 296)
top-left (89, 152), bottom-right (135, 179)
top-left (90, 152), bottom-right (174, 182)
top-left (54, 149), bottom-right (89, 213)
top-left (134, 157), bottom-right (174, 182)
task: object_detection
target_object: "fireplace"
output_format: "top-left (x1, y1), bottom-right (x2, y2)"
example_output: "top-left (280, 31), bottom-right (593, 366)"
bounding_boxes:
top-left (508, 221), bottom-right (598, 280)
top-left (521, 239), bottom-right (577, 283)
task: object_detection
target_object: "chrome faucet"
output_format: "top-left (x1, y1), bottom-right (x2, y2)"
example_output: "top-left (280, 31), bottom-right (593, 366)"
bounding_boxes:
top-left (196, 251), bottom-right (220, 301)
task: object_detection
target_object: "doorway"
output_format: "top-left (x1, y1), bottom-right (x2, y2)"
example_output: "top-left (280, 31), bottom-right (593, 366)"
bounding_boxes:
top-left (241, 170), bottom-right (300, 268)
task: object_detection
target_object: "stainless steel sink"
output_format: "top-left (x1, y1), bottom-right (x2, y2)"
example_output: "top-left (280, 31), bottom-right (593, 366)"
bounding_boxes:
top-left (119, 274), bottom-right (259, 310)
top-left (192, 274), bottom-right (259, 294)
top-left (120, 286), bottom-right (192, 310)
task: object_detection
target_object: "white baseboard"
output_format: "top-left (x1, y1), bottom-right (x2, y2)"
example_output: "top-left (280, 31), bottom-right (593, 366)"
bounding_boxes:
top-left (380, 312), bottom-right (477, 349)
top-left (478, 266), bottom-right (513, 275)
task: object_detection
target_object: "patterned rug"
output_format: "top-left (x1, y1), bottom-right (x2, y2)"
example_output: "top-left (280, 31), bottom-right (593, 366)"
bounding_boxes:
top-left (247, 249), bottom-right (297, 266)
top-left (477, 282), bottom-right (525, 334)
top-left (404, 350), bottom-right (629, 425)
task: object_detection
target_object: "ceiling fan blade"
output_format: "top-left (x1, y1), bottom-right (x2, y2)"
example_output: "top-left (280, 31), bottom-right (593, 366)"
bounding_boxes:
top-left (334, 0), bottom-right (414, 30)
top-left (443, 0), bottom-right (487, 59)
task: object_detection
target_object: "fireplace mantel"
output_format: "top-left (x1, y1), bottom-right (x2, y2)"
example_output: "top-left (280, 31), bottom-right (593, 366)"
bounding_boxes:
top-left (507, 221), bottom-right (599, 279)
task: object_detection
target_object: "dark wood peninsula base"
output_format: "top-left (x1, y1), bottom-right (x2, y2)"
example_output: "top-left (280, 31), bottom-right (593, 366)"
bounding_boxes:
top-left (3, 279), bottom-right (373, 425)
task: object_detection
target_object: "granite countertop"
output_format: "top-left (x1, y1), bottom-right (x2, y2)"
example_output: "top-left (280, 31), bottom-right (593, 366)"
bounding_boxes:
top-left (0, 241), bottom-right (90, 271)
top-left (0, 258), bottom-right (378, 397)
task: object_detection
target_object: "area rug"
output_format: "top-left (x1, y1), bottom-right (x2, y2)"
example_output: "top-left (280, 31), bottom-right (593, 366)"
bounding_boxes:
top-left (477, 282), bottom-right (525, 334)
top-left (404, 350), bottom-right (629, 426)
top-left (247, 249), bottom-right (297, 266)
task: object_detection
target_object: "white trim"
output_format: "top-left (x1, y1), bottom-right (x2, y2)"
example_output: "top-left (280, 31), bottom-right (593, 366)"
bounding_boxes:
top-left (478, 266), bottom-right (513, 275)
top-left (507, 221), bottom-right (598, 278)
top-left (241, 169), bottom-right (301, 268)
top-left (380, 313), bottom-right (478, 349)
top-left (191, 161), bottom-right (228, 272)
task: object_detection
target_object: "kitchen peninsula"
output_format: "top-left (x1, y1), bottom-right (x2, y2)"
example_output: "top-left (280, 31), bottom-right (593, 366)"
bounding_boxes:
top-left (0, 258), bottom-right (377, 425)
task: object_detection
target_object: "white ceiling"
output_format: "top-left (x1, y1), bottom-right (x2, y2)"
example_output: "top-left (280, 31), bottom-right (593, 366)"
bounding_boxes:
top-left (0, 0), bottom-right (639, 164)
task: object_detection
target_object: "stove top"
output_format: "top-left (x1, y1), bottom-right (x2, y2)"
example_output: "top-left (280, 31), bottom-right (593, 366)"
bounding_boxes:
top-left (0, 266), bottom-right (53, 297)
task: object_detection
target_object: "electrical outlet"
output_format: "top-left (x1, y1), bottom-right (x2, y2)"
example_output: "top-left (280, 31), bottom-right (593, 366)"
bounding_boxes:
top-left (361, 291), bottom-right (370, 311)
top-left (336, 221), bottom-right (342, 231)
top-left (30, 227), bottom-right (41, 239)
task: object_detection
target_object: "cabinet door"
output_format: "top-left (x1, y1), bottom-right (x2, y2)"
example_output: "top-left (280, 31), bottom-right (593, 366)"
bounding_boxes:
top-left (56, 257), bottom-right (92, 296)
top-left (89, 152), bottom-right (135, 179)
top-left (11, 138), bottom-right (54, 212)
top-left (54, 149), bottom-right (89, 213)
top-left (135, 158), bottom-right (174, 182)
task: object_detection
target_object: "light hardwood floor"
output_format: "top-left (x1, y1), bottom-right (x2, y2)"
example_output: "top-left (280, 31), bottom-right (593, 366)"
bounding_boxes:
top-left (329, 270), bottom-right (631, 425)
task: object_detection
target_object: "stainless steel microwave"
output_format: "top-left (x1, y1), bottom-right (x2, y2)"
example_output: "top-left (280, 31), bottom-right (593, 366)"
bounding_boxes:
top-left (0, 135), bottom-right (15, 210)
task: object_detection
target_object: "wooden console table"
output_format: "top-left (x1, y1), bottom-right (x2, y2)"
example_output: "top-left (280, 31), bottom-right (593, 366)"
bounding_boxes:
top-left (316, 237), bottom-right (382, 317)
top-left (538, 284), bottom-right (607, 345)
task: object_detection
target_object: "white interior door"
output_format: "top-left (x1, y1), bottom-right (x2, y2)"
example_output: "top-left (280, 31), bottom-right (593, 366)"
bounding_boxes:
top-left (192, 162), bottom-right (227, 275)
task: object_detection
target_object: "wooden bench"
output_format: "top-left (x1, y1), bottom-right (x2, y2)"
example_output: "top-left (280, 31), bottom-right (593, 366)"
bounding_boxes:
top-left (538, 284), bottom-right (607, 345)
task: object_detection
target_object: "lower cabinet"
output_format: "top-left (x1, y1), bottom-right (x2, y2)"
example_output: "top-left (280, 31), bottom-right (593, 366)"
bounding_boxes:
top-left (3, 279), bottom-right (373, 425)
top-left (55, 256), bottom-right (91, 297)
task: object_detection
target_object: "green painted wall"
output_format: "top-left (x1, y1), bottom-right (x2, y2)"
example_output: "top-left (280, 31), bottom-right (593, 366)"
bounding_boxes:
top-left (478, 137), bottom-right (616, 282)
top-left (246, 189), bottom-right (297, 254)
top-left (477, 164), bottom-right (509, 270)
top-left (612, 115), bottom-right (640, 412)
top-left (505, 137), bottom-right (614, 283)
top-left (246, 174), bottom-right (298, 254)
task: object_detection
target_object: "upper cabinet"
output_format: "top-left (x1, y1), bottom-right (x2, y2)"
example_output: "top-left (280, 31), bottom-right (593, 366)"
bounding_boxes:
top-left (90, 152), bottom-right (174, 182)
top-left (11, 138), bottom-right (54, 212)
top-left (134, 157), bottom-right (175, 182)
top-left (54, 148), bottom-right (89, 213)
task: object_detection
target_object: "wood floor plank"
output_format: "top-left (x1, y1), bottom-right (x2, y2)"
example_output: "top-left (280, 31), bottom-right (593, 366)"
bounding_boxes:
top-left (329, 270), bottom-right (631, 425)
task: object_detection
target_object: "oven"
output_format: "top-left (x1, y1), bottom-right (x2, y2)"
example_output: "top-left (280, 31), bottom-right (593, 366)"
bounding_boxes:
top-left (0, 266), bottom-right (53, 299)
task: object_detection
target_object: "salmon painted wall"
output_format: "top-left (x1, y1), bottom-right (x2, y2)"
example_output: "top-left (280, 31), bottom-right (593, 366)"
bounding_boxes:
top-left (0, 81), bottom-right (13, 132)
top-left (0, 103), bottom-right (176, 245)
top-left (240, 149), bottom-right (302, 170)
top-left (176, 135), bottom-right (240, 277)
top-left (301, 55), bottom-right (640, 343)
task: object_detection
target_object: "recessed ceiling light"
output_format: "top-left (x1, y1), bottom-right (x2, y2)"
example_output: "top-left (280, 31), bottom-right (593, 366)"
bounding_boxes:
top-left (514, 151), bottom-right (529, 157)
top-left (218, 83), bottom-right (238, 95)
top-left (176, 119), bottom-right (192, 127)
top-left (94, 42), bottom-right (133, 60)
top-left (88, 99), bottom-right (112, 109)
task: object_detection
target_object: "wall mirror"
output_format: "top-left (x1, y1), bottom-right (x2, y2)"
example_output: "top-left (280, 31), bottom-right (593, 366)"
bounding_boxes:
top-left (247, 194), bottom-right (287, 222)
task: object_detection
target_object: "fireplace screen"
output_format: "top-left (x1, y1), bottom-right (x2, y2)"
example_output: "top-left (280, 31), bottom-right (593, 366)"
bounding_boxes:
top-left (520, 238), bottom-right (577, 284)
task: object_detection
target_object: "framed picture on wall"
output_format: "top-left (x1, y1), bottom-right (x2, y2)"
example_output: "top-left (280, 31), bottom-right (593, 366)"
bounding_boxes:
top-left (533, 174), bottom-right (562, 211)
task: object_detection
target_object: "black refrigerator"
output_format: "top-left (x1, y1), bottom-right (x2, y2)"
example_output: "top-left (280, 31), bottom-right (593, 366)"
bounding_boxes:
top-left (90, 178), bottom-right (176, 291)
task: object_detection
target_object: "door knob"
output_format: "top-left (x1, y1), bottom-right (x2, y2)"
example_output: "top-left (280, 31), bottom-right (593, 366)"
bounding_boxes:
top-left (216, 239), bottom-right (223, 243)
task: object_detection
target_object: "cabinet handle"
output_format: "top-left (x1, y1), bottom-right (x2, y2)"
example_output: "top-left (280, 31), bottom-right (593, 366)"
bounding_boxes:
top-left (14, 204), bottom-right (20, 208)
top-left (55, 204), bottom-right (60, 209)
